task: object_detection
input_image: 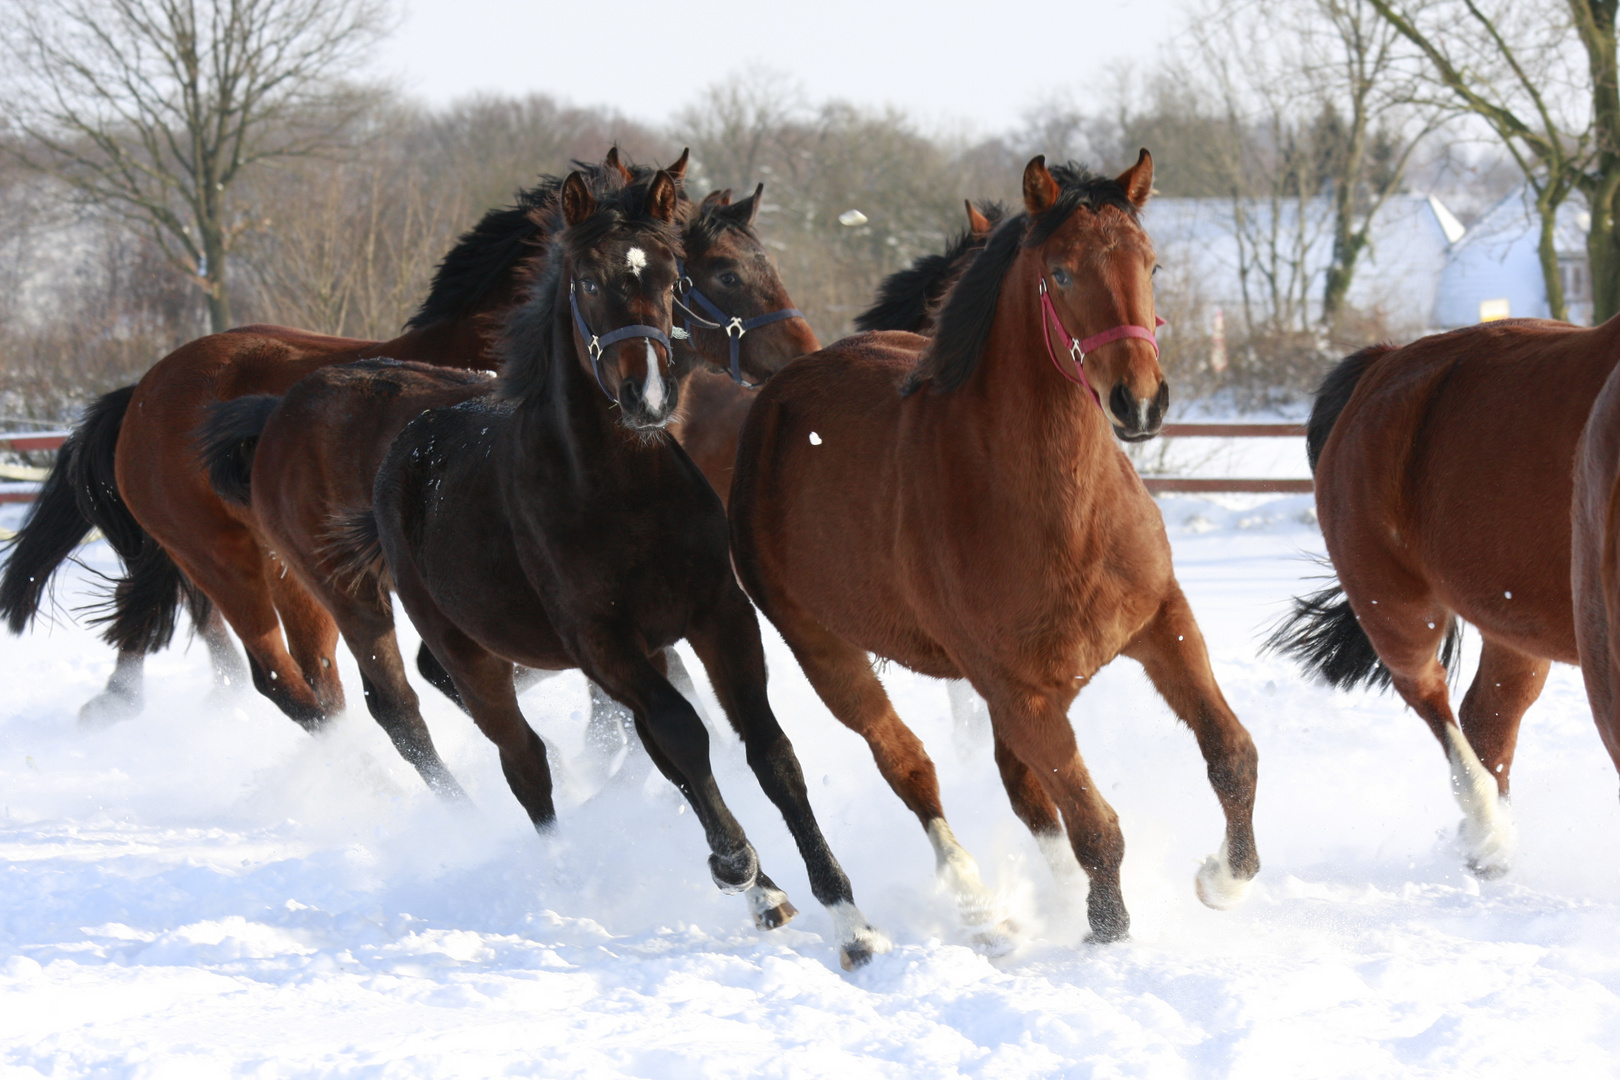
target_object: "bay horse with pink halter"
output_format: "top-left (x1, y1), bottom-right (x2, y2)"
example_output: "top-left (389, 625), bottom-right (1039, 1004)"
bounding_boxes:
top-left (729, 153), bottom-right (1261, 944)
top-left (1272, 316), bottom-right (1620, 876)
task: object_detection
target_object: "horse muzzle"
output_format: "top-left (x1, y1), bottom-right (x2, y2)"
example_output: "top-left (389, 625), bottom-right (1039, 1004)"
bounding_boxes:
top-left (1110, 379), bottom-right (1169, 442)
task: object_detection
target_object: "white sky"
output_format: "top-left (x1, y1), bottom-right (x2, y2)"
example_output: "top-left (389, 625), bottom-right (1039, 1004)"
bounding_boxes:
top-left (378, 0), bottom-right (1186, 135)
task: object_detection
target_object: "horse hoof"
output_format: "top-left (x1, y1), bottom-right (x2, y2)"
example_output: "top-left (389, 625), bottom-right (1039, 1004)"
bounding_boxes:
top-left (831, 901), bottom-right (891, 971)
top-left (971, 919), bottom-right (1020, 957)
top-left (1457, 813), bottom-right (1515, 880)
top-left (1084, 925), bottom-right (1130, 945)
top-left (1195, 841), bottom-right (1254, 910)
top-left (78, 691), bottom-right (142, 728)
top-left (755, 900), bottom-right (799, 931)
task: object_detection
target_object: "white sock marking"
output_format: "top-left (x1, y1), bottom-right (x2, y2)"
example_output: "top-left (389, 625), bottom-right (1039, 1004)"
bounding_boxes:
top-left (828, 900), bottom-right (891, 970)
top-left (1445, 724), bottom-right (1516, 876)
top-left (1195, 838), bottom-right (1252, 910)
top-left (926, 818), bottom-right (1003, 929)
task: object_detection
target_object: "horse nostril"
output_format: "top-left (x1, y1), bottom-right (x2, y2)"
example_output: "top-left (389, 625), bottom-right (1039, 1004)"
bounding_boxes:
top-left (1109, 382), bottom-right (1134, 426)
top-left (1150, 381), bottom-right (1170, 426)
top-left (619, 378), bottom-right (642, 410)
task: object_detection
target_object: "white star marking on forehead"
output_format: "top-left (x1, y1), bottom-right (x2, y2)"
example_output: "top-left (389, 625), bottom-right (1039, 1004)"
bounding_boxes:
top-left (626, 247), bottom-right (647, 278)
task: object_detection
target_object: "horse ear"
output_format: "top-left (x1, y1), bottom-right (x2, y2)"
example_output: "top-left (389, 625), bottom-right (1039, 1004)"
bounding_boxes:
top-left (603, 146), bottom-right (633, 184)
top-left (1023, 156), bottom-right (1060, 216)
top-left (1117, 148), bottom-right (1153, 208)
top-left (965, 200), bottom-right (992, 236)
top-left (701, 188), bottom-right (731, 208)
top-left (727, 182), bottom-right (763, 226)
top-left (645, 169), bottom-right (678, 223)
top-left (561, 171), bottom-right (595, 227)
top-left (666, 148), bottom-right (690, 185)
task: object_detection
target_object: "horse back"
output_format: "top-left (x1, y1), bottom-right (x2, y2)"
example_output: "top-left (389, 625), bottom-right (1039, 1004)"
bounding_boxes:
top-left (1319, 319), bottom-right (1620, 659)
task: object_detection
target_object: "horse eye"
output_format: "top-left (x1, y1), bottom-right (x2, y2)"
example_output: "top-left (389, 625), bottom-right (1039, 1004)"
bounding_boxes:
top-left (580, 278), bottom-right (599, 295)
top-left (1052, 268), bottom-right (1073, 288)
top-left (719, 271), bottom-right (741, 288)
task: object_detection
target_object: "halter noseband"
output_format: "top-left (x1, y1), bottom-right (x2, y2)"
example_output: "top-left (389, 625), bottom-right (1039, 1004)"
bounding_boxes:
top-left (1038, 277), bottom-right (1165, 406)
top-left (673, 259), bottom-right (805, 387)
top-left (569, 279), bottom-right (675, 401)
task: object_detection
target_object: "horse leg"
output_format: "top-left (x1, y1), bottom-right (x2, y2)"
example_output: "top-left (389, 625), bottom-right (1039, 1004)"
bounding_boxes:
top-left (684, 591), bottom-right (887, 968)
top-left (326, 591), bottom-right (466, 801)
top-left (582, 648), bottom-right (703, 783)
top-left (1352, 575), bottom-right (1515, 876)
top-left (770, 605), bottom-right (1004, 942)
top-left (982, 683), bottom-right (1129, 943)
top-left (1121, 584), bottom-right (1261, 909)
top-left (581, 644), bottom-right (760, 900)
top-left (169, 538), bottom-right (328, 730)
top-left (992, 732), bottom-right (1084, 892)
top-left (948, 678), bottom-right (991, 755)
top-left (78, 648), bottom-right (146, 727)
top-left (266, 564), bottom-right (344, 717)
top-left (1458, 636), bottom-right (1548, 798)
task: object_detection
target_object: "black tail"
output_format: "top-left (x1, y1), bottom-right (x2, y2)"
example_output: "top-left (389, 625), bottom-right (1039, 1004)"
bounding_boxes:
top-left (0, 385), bottom-right (213, 652)
top-left (1265, 563), bottom-right (1462, 691)
top-left (322, 508), bottom-right (390, 600)
top-left (1305, 343), bottom-right (1395, 473)
top-left (196, 394), bottom-right (280, 507)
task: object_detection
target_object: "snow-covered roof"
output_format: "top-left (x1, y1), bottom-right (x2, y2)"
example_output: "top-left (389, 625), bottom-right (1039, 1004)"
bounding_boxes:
top-left (1434, 187), bottom-right (1590, 327)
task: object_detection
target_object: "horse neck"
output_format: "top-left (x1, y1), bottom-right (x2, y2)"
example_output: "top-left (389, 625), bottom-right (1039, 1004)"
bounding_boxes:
top-left (952, 255), bottom-right (1122, 491)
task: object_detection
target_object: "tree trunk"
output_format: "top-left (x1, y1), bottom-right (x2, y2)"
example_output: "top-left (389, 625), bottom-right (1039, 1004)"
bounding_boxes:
top-left (1576, 0), bottom-right (1620, 323)
top-left (1537, 188), bottom-right (1569, 323)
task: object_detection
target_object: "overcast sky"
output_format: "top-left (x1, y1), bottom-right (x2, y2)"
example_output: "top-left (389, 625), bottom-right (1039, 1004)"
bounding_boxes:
top-left (377, 0), bottom-right (1185, 135)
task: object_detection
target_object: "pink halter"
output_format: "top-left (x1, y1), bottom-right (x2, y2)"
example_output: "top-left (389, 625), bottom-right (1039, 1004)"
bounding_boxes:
top-left (1038, 277), bottom-right (1165, 406)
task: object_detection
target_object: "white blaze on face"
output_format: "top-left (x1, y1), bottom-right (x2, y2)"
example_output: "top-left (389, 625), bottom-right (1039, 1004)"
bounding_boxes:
top-left (642, 340), bottom-right (664, 411)
top-left (626, 247), bottom-right (647, 278)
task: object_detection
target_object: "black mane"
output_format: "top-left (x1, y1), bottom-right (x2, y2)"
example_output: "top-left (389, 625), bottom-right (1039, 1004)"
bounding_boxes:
top-left (406, 159), bottom-right (679, 332)
top-left (496, 172), bottom-right (682, 404)
top-left (855, 201), bottom-right (1007, 333)
top-left (904, 166), bottom-right (1139, 395)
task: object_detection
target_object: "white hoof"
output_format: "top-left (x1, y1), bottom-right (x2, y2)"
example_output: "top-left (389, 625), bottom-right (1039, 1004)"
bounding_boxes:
top-left (1445, 726), bottom-right (1517, 878)
top-left (745, 878), bottom-right (798, 931)
top-left (1195, 840), bottom-right (1252, 910)
top-left (78, 689), bottom-right (141, 728)
top-left (830, 901), bottom-right (891, 970)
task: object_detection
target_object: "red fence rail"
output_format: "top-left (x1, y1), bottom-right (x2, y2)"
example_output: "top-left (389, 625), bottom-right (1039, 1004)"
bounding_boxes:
top-left (0, 425), bottom-right (1316, 504)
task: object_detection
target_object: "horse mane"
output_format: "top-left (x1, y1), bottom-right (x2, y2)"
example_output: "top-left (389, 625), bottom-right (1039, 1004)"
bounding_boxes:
top-left (496, 171), bottom-right (682, 404)
top-left (904, 166), bottom-right (1139, 395)
top-left (406, 158), bottom-right (677, 332)
top-left (682, 197), bottom-right (760, 258)
top-left (855, 201), bottom-right (1007, 333)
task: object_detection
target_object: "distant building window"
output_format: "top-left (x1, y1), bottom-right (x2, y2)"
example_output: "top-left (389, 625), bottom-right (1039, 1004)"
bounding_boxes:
top-left (1560, 257), bottom-right (1592, 304)
top-left (1480, 298), bottom-right (1511, 322)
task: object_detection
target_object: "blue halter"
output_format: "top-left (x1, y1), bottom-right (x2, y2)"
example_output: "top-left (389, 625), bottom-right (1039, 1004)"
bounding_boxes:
top-left (673, 259), bottom-right (805, 387)
top-left (569, 279), bottom-right (675, 401)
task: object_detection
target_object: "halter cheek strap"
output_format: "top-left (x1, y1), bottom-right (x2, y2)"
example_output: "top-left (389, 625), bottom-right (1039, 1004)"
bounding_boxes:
top-left (570, 279), bottom-right (675, 400)
top-left (1038, 278), bottom-right (1166, 406)
top-left (674, 259), bottom-right (805, 387)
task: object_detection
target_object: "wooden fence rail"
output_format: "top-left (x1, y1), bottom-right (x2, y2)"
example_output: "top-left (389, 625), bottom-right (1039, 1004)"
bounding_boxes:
top-left (0, 423), bottom-right (1317, 505)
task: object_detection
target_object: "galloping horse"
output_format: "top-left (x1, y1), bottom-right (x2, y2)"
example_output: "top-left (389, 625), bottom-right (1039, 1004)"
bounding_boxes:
top-left (352, 165), bottom-right (885, 967)
top-left (1573, 363), bottom-right (1620, 786)
top-left (193, 174), bottom-right (815, 796)
top-left (0, 150), bottom-right (691, 724)
top-left (729, 153), bottom-right (1260, 945)
top-left (1271, 316), bottom-right (1620, 875)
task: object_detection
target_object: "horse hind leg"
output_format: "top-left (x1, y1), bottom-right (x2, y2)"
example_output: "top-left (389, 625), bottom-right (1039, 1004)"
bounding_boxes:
top-left (770, 605), bottom-right (1007, 948)
top-left (1122, 585), bottom-right (1260, 909)
top-left (79, 648), bottom-right (146, 727)
top-left (266, 559), bottom-right (344, 717)
top-left (993, 733), bottom-right (1085, 895)
top-left (183, 587), bottom-right (248, 697)
top-left (1449, 637), bottom-right (1544, 877)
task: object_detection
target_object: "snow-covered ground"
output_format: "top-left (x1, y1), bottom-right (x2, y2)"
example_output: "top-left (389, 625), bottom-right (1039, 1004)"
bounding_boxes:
top-left (3, 495), bottom-right (1619, 1078)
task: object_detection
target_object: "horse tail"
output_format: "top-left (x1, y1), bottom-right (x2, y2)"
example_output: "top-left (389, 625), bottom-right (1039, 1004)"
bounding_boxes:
top-left (1, 386), bottom-right (131, 633)
top-left (1306, 343), bottom-right (1396, 473)
top-left (196, 394), bottom-right (280, 507)
top-left (321, 508), bottom-right (390, 600)
top-left (1265, 562), bottom-right (1463, 692)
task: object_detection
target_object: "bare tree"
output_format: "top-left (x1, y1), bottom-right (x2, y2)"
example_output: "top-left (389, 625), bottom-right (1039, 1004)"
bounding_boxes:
top-left (1367, 0), bottom-right (1616, 322)
top-left (2, 0), bottom-right (392, 333)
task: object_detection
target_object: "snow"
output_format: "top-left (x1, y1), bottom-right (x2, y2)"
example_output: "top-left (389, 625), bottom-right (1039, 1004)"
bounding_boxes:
top-left (3, 497), bottom-right (1619, 1078)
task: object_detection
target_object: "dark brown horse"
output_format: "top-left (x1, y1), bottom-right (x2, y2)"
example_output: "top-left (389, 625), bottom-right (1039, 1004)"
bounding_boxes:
top-left (356, 165), bottom-right (885, 967)
top-left (195, 177), bottom-right (816, 797)
top-left (1573, 362), bottom-right (1620, 783)
top-left (0, 150), bottom-right (691, 725)
top-left (1271, 317), bottom-right (1620, 876)
top-left (729, 154), bottom-right (1260, 946)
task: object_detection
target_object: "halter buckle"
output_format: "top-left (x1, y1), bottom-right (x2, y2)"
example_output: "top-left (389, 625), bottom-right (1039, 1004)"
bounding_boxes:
top-left (586, 336), bottom-right (602, 362)
top-left (725, 317), bottom-right (746, 340)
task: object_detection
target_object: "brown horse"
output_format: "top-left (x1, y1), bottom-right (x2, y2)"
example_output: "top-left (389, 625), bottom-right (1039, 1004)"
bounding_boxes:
top-left (1573, 362), bottom-right (1620, 783)
top-left (0, 150), bottom-right (690, 725)
top-left (728, 153), bottom-right (1260, 946)
top-left (194, 178), bottom-right (816, 795)
top-left (1271, 317), bottom-right (1620, 876)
